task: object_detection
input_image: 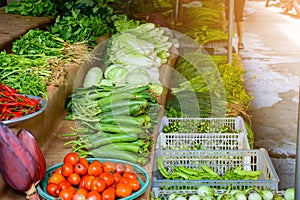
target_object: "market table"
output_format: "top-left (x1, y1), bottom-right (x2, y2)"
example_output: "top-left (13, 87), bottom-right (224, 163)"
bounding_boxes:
top-left (0, 37), bottom-right (178, 199)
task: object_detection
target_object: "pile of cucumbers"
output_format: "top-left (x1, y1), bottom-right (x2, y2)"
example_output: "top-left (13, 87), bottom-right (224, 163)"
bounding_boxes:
top-left (65, 84), bottom-right (161, 165)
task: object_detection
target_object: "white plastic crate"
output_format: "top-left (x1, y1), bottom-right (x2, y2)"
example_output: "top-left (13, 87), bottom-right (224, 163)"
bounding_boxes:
top-left (156, 132), bottom-right (250, 150)
top-left (156, 116), bottom-right (249, 150)
top-left (152, 148), bottom-right (279, 192)
top-left (158, 116), bottom-right (247, 135)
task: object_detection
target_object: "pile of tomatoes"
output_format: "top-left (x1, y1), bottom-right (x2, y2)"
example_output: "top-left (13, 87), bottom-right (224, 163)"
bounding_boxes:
top-left (46, 152), bottom-right (142, 200)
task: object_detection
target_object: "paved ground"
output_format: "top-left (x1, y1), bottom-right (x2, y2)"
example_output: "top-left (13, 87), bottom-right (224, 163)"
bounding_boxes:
top-left (239, 0), bottom-right (300, 189)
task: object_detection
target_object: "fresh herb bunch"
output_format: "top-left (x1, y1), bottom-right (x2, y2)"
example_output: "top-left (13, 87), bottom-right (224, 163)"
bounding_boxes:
top-left (49, 10), bottom-right (110, 44)
top-left (112, 14), bottom-right (140, 33)
top-left (5, 0), bottom-right (57, 16)
top-left (0, 51), bottom-right (50, 97)
top-left (186, 25), bottom-right (228, 46)
top-left (218, 63), bottom-right (253, 108)
top-left (53, 0), bottom-right (117, 17)
top-left (12, 29), bottom-right (65, 58)
top-left (170, 52), bottom-right (226, 117)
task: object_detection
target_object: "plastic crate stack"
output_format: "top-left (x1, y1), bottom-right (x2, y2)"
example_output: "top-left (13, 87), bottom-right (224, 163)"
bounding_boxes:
top-left (151, 116), bottom-right (280, 199)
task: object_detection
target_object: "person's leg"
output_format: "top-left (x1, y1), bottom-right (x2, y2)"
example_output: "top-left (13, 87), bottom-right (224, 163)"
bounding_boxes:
top-left (234, 0), bottom-right (246, 49)
top-left (237, 21), bottom-right (244, 48)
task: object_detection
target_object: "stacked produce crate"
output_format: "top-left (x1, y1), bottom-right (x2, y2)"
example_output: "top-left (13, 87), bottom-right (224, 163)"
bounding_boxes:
top-left (151, 116), bottom-right (280, 199)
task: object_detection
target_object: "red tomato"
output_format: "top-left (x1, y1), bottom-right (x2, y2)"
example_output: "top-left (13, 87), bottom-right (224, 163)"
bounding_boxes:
top-left (88, 162), bottom-right (103, 176)
top-left (102, 188), bottom-right (116, 200)
top-left (91, 177), bottom-right (107, 193)
top-left (59, 180), bottom-right (72, 190)
top-left (128, 178), bottom-right (141, 192)
top-left (62, 162), bottom-right (74, 177)
top-left (119, 177), bottom-right (130, 185)
top-left (113, 173), bottom-right (122, 183)
top-left (89, 160), bottom-right (102, 167)
top-left (59, 188), bottom-right (74, 200)
top-left (54, 167), bottom-right (62, 175)
top-left (100, 172), bottom-right (115, 187)
top-left (115, 163), bottom-right (125, 174)
top-left (87, 190), bottom-right (101, 200)
top-left (74, 162), bottom-right (88, 176)
top-left (84, 175), bottom-right (96, 191)
top-left (122, 172), bottom-right (137, 180)
top-left (102, 162), bottom-right (116, 173)
top-left (115, 182), bottom-right (132, 198)
top-left (109, 183), bottom-right (117, 190)
top-left (48, 173), bottom-right (66, 185)
top-left (67, 186), bottom-right (77, 194)
top-left (79, 175), bottom-right (88, 188)
top-left (67, 173), bottom-right (81, 186)
top-left (106, 186), bottom-right (116, 193)
top-left (124, 164), bottom-right (134, 173)
top-left (79, 157), bottom-right (89, 169)
top-left (46, 183), bottom-right (61, 197)
top-left (72, 193), bottom-right (86, 200)
top-left (76, 187), bottom-right (89, 197)
top-left (63, 152), bottom-right (80, 166)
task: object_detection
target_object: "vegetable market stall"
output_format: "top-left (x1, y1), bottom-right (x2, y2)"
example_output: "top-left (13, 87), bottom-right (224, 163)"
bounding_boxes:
top-left (0, 22), bottom-right (178, 199)
top-left (0, 0), bottom-right (294, 199)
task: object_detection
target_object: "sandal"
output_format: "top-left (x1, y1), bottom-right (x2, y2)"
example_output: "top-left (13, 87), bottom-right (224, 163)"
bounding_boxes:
top-left (238, 43), bottom-right (244, 50)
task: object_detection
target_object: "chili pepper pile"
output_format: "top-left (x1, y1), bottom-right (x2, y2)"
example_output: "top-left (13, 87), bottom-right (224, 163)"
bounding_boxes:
top-left (0, 83), bottom-right (42, 121)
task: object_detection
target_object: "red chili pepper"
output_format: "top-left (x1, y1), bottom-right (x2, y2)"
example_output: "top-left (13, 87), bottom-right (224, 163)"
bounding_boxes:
top-left (0, 82), bottom-right (42, 121)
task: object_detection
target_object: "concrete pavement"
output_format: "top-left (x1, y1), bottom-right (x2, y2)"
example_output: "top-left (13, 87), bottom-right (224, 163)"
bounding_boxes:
top-left (239, 0), bottom-right (300, 189)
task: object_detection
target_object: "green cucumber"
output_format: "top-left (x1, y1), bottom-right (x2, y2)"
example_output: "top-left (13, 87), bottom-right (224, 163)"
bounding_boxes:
top-left (85, 132), bottom-right (138, 149)
top-left (93, 123), bottom-right (142, 134)
top-left (100, 99), bottom-right (148, 112)
top-left (96, 142), bottom-right (141, 153)
top-left (100, 104), bottom-right (143, 117)
top-left (90, 149), bottom-right (147, 165)
top-left (100, 115), bottom-right (151, 126)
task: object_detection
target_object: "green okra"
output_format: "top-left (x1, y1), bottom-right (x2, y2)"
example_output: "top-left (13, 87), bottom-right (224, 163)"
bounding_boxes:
top-left (233, 166), bottom-right (262, 177)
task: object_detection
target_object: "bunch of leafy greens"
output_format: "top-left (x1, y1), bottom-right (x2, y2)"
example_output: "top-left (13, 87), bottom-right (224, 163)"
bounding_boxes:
top-left (186, 25), bottom-right (228, 47)
top-left (53, 0), bottom-right (117, 17)
top-left (169, 51), bottom-right (227, 118)
top-left (218, 63), bottom-right (253, 118)
top-left (112, 15), bottom-right (140, 33)
top-left (126, 0), bottom-right (172, 15)
top-left (49, 10), bottom-right (110, 44)
top-left (12, 29), bottom-right (65, 58)
top-left (5, 0), bottom-right (57, 16)
top-left (0, 51), bottom-right (50, 97)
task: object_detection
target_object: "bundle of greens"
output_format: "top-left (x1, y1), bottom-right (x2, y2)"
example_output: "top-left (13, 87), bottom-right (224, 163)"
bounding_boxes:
top-left (183, 6), bottom-right (225, 31)
top-left (12, 29), bottom-right (65, 58)
top-left (169, 51), bottom-right (227, 118)
top-left (186, 25), bottom-right (227, 47)
top-left (218, 63), bottom-right (253, 119)
top-left (5, 0), bottom-right (57, 16)
top-left (49, 11), bottom-right (110, 44)
top-left (53, 0), bottom-right (117, 18)
top-left (0, 51), bottom-right (50, 97)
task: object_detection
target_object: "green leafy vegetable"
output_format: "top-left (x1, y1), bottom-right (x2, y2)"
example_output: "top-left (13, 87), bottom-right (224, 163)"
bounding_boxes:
top-left (49, 10), bottom-right (110, 44)
top-left (5, 0), bottom-right (57, 16)
top-left (12, 29), bottom-right (65, 58)
top-left (0, 51), bottom-right (50, 97)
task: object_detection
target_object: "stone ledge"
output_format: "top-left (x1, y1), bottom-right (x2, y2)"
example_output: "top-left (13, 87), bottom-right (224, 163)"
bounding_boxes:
top-left (0, 8), bottom-right (55, 52)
